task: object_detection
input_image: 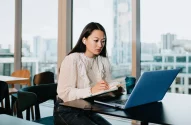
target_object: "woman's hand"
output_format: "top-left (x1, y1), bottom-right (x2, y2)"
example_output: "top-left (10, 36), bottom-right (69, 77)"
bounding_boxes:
top-left (91, 80), bottom-right (109, 94)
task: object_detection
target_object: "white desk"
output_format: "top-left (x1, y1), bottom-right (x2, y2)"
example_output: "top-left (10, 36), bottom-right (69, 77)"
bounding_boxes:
top-left (0, 114), bottom-right (42, 125)
top-left (0, 75), bottom-right (29, 85)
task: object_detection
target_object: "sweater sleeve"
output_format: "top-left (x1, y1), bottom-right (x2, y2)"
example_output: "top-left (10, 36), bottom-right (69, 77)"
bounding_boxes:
top-left (57, 55), bottom-right (91, 102)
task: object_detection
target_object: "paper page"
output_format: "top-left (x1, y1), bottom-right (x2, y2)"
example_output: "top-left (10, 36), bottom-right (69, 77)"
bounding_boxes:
top-left (85, 81), bottom-right (120, 98)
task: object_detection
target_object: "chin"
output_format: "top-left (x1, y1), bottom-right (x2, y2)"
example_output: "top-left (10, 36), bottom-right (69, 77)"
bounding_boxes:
top-left (94, 52), bottom-right (101, 56)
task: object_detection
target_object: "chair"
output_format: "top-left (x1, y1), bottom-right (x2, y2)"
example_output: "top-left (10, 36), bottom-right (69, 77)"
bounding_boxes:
top-left (10, 69), bottom-right (31, 115)
top-left (33, 71), bottom-right (55, 85)
top-left (9, 69), bottom-right (31, 94)
top-left (17, 83), bottom-right (57, 125)
top-left (0, 81), bottom-right (11, 115)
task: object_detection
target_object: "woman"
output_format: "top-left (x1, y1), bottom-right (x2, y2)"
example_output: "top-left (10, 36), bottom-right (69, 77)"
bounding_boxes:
top-left (54, 22), bottom-right (112, 125)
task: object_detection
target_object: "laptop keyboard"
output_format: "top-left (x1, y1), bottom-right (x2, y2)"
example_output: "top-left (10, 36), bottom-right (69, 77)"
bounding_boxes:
top-left (113, 99), bottom-right (128, 105)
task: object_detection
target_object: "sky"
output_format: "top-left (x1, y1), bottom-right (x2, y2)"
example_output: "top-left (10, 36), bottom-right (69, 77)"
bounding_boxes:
top-left (1, 0), bottom-right (191, 54)
top-left (73, 0), bottom-right (113, 55)
top-left (141, 0), bottom-right (191, 43)
top-left (0, 0), bottom-right (58, 49)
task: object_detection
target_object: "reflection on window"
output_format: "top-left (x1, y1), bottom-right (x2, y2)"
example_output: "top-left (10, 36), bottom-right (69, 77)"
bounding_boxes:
top-left (22, 0), bottom-right (58, 81)
top-left (0, 0), bottom-right (15, 75)
top-left (73, 0), bottom-right (132, 79)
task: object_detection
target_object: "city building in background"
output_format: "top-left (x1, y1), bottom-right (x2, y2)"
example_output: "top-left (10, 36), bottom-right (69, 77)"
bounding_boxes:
top-left (141, 33), bottom-right (191, 94)
top-left (111, 0), bottom-right (132, 78)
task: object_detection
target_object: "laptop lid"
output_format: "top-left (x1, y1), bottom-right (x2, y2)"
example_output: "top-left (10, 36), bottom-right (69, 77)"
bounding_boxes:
top-left (124, 68), bottom-right (181, 109)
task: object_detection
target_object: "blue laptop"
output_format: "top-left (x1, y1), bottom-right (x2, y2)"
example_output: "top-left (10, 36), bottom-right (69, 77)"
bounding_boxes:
top-left (94, 69), bottom-right (181, 109)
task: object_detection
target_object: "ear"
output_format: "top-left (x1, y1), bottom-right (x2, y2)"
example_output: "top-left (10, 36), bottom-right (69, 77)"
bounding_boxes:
top-left (82, 38), bottom-right (86, 45)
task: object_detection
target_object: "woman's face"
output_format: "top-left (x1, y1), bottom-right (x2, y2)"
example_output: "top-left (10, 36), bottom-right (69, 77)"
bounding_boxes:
top-left (83, 30), bottom-right (105, 58)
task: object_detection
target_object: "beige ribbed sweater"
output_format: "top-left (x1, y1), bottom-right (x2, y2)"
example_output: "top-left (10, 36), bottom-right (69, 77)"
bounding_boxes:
top-left (57, 53), bottom-right (111, 102)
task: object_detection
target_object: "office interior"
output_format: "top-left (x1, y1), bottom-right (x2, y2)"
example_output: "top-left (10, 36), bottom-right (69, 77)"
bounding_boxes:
top-left (1, 0), bottom-right (191, 124)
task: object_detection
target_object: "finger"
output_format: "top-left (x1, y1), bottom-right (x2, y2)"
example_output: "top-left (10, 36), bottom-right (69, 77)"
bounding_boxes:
top-left (102, 83), bottom-right (109, 89)
top-left (102, 84), bottom-right (109, 90)
top-left (102, 81), bottom-right (109, 87)
top-left (100, 83), bottom-right (109, 87)
top-left (99, 85), bottom-right (109, 90)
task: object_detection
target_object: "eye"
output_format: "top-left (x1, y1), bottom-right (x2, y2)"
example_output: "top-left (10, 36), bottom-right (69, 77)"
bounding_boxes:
top-left (101, 40), bottom-right (105, 43)
top-left (94, 40), bottom-right (99, 42)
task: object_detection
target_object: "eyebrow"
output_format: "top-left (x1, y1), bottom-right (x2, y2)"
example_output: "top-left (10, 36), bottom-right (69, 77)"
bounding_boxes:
top-left (93, 37), bottom-right (105, 40)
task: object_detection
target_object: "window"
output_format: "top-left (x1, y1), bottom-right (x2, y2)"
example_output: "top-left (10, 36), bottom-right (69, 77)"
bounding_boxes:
top-left (176, 56), bottom-right (186, 63)
top-left (22, 0), bottom-right (58, 81)
top-left (188, 67), bottom-right (191, 73)
top-left (188, 78), bottom-right (191, 85)
top-left (164, 65), bottom-right (174, 70)
top-left (168, 88), bottom-right (171, 92)
top-left (141, 65), bottom-right (150, 71)
top-left (189, 88), bottom-right (191, 94)
top-left (175, 88), bottom-right (179, 93)
top-left (141, 0), bottom-right (191, 94)
top-left (189, 56), bottom-right (191, 62)
top-left (73, 0), bottom-right (132, 79)
top-left (153, 56), bottom-right (162, 62)
top-left (152, 65), bottom-right (162, 71)
top-left (0, 0), bottom-right (15, 75)
top-left (176, 66), bottom-right (186, 73)
top-left (176, 77), bottom-right (181, 84)
top-left (164, 56), bottom-right (174, 62)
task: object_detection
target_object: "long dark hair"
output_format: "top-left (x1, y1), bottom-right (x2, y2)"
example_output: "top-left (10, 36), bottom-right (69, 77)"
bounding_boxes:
top-left (68, 22), bottom-right (107, 57)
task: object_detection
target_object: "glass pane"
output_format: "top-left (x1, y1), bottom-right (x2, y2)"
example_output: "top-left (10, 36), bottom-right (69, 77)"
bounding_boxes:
top-left (189, 56), bottom-right (191, 62)
top-left (22, 0), bottom-right (58, 82)
top-left (164, 56), bottom-right (174, 63)
top-left (73, 0), bottom-right (132, 81)
top-left (0, 0), bottom-right (15, 75)
top-left (141, 0), bottom-right (191, 94)
top-left (176, 56), bottom-right (186, 63)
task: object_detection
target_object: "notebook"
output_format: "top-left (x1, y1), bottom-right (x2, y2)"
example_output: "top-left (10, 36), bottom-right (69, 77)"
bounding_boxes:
top-left (85, 81), bottom-right (121, 98)
top-left (94, 69), bottom-right (181, 109)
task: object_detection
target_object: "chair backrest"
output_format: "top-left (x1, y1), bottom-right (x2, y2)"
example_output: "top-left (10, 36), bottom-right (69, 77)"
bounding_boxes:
top-left (17, 83), bottom-right (57, 120)
top-left (33, 71), bottom-right (54, 85)
top-left (11, 69), bottom-right (31, 86)
top-left (17, 91), bottom-right (37, 119)
top-left (0, 81), bottom-right (11, 114)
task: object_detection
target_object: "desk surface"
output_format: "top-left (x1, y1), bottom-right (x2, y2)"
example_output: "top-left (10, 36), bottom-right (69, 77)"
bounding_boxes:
top-left (0, 75), bottom-right (29, 84)
top-left (0, 114), bottom-right (42, 125)
top-left (62, 93), bottom-right (191, 125)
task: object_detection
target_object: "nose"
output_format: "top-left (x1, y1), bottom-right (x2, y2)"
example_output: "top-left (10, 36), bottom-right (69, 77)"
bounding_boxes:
top-left (98, 41), bottom-right (103, 48)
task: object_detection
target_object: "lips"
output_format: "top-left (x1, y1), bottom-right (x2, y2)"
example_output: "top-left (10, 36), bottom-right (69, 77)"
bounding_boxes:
top-left (96, 49), bottom-right (102, 52)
